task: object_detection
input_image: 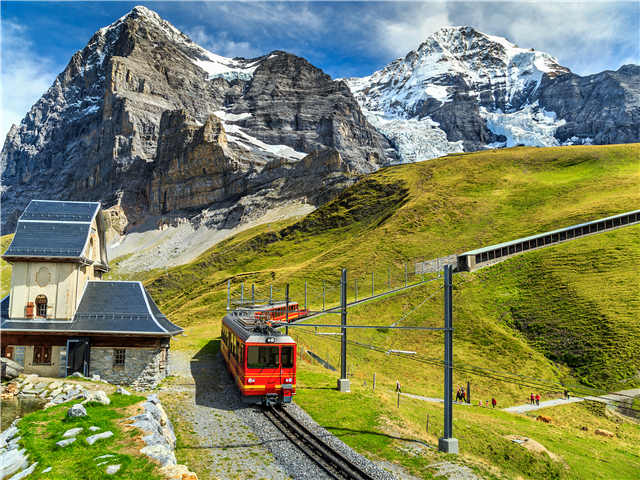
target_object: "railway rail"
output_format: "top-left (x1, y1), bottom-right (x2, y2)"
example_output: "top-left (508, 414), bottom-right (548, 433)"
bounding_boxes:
top-left (263, 406), bottom-right (375, 480)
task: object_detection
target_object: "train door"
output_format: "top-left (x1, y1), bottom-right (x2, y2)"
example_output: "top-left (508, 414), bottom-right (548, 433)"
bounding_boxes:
top-left (280, 344), bottom-right (295, 403)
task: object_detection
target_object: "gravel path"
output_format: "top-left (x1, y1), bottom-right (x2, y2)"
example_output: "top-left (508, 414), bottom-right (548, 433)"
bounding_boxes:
top-left (160, 349), bottom-right (400, 480)
top-left (502, 397), bottom-right (583, 414)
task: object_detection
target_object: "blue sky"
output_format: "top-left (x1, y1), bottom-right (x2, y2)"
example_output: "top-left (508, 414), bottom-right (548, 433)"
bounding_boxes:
top-left (2, 1), bottom-right (638, 141)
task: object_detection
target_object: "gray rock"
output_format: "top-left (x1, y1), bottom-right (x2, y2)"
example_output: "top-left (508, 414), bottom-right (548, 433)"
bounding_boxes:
top-left (89, 426), bottom-right (101, 432)
top-left (86, 431), bottom-right (114, 445)
top-left (43, 467), bottom-right (52, 473)
top-left (7, 461), bottom-right (37, 480)
top-left (81, 390), bottom-right (110, 405)
top-left (140, 444), bottom-right (176, 467)
top-left (1, 358), bottom-right (24, 380)
top-left (34, 382), bottom-right (48, 389)
top-left (63, 427), bottom-right (83, 438)
top-left (69, 372), bottom-right (85, 378)
top-left (142, 433), bottom-right (169, 448)
top-left (1, 425), bottom-right (19, 446)
top-left (0, 447), bottom-right (29, 478)
top-left (106, 464), bottom-right (121, 475)
top-left (67, 404), bottom-right (87, 417)
top-left (146, 394), bottom-right (160, 405)
top-left (116, 386), bottom-right (131, 396)
top-left (56, 438), bottom-right (76, 448)
top-left (91, 374), bottom-right (101, 381)
top-left (0, 7), bottom-right (387, 233)
top-left (49, 381), bottom-right (63, 389)
top-left (94, 454), bottom-right (115, 460)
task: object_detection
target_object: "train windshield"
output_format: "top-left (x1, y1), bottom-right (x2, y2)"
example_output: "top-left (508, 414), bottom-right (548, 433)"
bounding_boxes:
top-left (247, 346), bottom-right (280, 368)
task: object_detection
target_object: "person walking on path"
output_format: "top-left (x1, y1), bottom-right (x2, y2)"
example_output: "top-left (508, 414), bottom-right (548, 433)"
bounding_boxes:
top-left (535, 394), bottom-right (540, 406)
top-left (461, 388), bottom-right (466, 403)
top-left (530, 393), bottom-right (535, 405)
top-left (396, 380), bottom-right (401, 393)
top-left (492, 398), bottom-right (497, 408)
top-left (564, 389), bottom-right (569, 400)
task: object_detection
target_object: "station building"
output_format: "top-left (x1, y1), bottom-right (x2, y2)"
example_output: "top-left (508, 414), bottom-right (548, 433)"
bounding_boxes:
top-left (457, 210), bottom-right (640, 272)
top-left (0, 200), bottom-right (182, 388)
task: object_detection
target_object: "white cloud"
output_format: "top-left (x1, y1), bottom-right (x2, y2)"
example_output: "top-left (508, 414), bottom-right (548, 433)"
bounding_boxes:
top-left (186, 26), bottom-right (261, 59)
top-left (1, 20), bottom-right (58, 143)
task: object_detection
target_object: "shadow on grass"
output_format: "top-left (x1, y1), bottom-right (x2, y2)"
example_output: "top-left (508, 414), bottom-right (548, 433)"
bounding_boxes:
top-left (320, 426), bottom-right (435, 448)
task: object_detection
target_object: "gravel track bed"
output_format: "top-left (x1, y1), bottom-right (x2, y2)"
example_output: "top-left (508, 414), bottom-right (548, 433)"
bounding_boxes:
top-left (163, 350), bottom-right (402, 479)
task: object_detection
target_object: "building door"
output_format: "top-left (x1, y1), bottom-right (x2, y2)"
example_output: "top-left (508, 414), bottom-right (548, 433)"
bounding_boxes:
top-left (66, 339), bottom-right (90, 377)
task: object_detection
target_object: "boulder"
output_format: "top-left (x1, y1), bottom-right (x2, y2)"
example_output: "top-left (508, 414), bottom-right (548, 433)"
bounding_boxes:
top-left (89, 426), bottom-right (101, 432)
top-left (69, 372), bottom-right (85, 378)
top-left (63, 427), bottom-right (83, 438)
top-left (7, 460), bottom-right (38, 480)
top-left (106, 464), bottom-right (121, 475)
top-left (140, 444), bottom-right (177, 467)
top-left (86, 431), bottom-right (114, 445)
top-left (1, 358), bottom-right (24, 381)
top-left (160, 464), bottom-right (198, 480)
top-left (91, 374), bottom-right (101, 381)
top-left (56, 438), bottom-right (76, 448)
top-left (116, 386), bottom-right (131, 396)
top-left (595, 428), bottom-right (614, 438)
top-left (67, 404), bottom-right (87, 417)
top-left (81, 390), bottom-right (110, 405)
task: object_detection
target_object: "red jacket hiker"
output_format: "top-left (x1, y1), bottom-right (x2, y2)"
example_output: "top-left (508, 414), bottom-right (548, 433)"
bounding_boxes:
top-left (492, 398), bottom-right (497, 408)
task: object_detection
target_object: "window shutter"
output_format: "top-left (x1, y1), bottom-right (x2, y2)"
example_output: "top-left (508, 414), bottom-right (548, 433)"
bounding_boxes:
top-left (26, 303), bottom-right (34, 318)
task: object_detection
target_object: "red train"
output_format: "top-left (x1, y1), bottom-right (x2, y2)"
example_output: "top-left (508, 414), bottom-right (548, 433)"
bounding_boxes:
top-left (221, 303), bottom-right (306, 406)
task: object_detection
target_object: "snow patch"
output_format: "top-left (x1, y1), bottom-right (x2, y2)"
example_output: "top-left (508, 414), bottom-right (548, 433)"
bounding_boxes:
top-left (481, 104), bottom-right (565, 148)
top-left (223, 123), bottom-right (307, 161)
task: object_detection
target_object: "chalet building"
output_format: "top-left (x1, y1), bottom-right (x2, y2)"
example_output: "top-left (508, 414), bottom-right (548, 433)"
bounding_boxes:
top-left (0, 200), bottom-right (182, 388)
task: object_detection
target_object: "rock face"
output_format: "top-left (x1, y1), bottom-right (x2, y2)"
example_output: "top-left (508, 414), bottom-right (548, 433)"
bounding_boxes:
top-left (0, 6), bottom-right (390, 232)
top-left (1, 357), bottom-right (24, 380)
top-left (344, 26), bottom-right (639, 160)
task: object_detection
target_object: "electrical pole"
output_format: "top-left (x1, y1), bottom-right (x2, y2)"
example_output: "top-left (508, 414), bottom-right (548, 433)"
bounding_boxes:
top-left (227, 279), bottom-right (230, 311)
top-left (439, 264), bottom-right (458, 454)
top-left (337, 269), bottom-right (350, 392)
top-left (285, 284), bottom-right (289, 336)
top-left (305, 282), bottom-right (307, 310)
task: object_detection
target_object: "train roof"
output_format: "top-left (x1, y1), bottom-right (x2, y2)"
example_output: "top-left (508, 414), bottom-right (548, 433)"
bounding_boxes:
top-left (223, 312), bottom-right (295, 344)
top-left (231, 301), bottom-right (299, 312)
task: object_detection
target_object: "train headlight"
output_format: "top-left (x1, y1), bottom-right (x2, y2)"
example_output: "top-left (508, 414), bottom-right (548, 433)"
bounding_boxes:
top-left (247, 378), bottom-right (255, 384)
top-left (266, 337), bottom-right (275, 343)
top-left (283, 378), bottom-right (292, 383)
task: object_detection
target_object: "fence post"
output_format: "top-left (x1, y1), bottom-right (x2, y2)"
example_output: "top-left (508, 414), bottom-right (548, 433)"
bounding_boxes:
top-left (305, 282), bottom-right (307, 310)
top-left (252, 284), bottom-right (255, 304)
top-left (270, 285), bottom-right (273, 303)
top-left (388, 266), bottom-right (391, 291)
top-left (427, 413), bottom-right (430, 434)
top-left (355, 278), bottom-right (358, 301)
top-left (422, 258), bottom-right (424, 282)
top-left (323, 279), bottom-right (325, 310)
top-left (227, 279), bottom-right (230, 311)
top-left (373, 373), bottom-right (376, 390)
top-left (398, 392), bottom-right (400, 408)
top-left (405, 262), bottom-right (407, 286)
top-left (241, 283), bottom-right (244, 306)
top-left (372, 271), bottom-right (374, 297)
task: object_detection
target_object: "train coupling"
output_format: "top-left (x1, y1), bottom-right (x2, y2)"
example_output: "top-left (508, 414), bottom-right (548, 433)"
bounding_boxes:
top-left (263, 393), bottom-right (278, 407)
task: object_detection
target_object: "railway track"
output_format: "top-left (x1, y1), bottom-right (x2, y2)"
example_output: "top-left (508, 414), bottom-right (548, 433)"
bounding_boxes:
top-left (263, 406), bottom-right (375, 480)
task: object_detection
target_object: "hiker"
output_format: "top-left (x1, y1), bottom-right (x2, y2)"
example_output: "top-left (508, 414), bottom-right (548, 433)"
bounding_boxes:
top-left (486, 400), bottom-right (489, 407)
top-left (530, 393), bottom-right (535, 405)
top-left (479, 400), bottom-right (482, 407)
top-left (535, 393), bottom-right (540, 406)
top-left (461, 389), bottom-right (466, 403)
top-left (456, 388), bottom-right (461, 402)
top-left (564, 389), bottom-right (569, 400)
top-left (396, 380), bottom-right (401, 393)
top-left (492, 398), bottom-right (497, 408)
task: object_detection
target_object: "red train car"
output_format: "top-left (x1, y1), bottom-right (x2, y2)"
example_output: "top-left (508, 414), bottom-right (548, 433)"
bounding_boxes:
top-left (240, 301), bottom-right (310, 323)
top-left (221, 310), bottom-right (297, 406)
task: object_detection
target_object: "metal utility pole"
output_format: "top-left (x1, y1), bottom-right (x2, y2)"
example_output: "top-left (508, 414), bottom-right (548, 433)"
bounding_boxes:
top-left (439, 264), bottom-right (458, 454)
top-left (388, 266), bottom-right (391, 291)
top-left (227, 280), bottom-right (230, 311)
top-left (305, 282), bottom-right (307, 310)
top-left (323, 279), bottom-right (326, 310)
top-left (252, 284), bottom-right (255, 304)
top-left (405, 262), bottom-right (408, 286)
top-left (372, 271), bottom-right (374, 297)
top-left (270, 285), bottom-right (273, 303)
top-left (337, 269), bottom-right (350, 392)
top-left (241, 283), bottom-right (244, 307)
top-left (355, 278), bottom-right (358, 301)
top-left (285, 284), bottom-right (290, 336)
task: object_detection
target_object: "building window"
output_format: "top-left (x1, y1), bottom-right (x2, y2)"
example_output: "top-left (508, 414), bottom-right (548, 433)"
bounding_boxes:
top-left (35, 295), bottom-right (48, 317)
top-left (114, 349), bottom-right (126, 366)
top-left (33, 346), bottom-right (52, 365)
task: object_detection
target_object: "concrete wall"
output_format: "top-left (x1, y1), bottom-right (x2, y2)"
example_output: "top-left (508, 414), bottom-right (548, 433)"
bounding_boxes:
top-left (90, 347), bottom-right (169, 388)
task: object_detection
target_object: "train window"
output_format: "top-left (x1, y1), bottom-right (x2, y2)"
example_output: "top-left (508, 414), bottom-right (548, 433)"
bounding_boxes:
top-left (281, 347), bottom-right (294, 368)
top-left (247, 346), bottom-right (279, 368)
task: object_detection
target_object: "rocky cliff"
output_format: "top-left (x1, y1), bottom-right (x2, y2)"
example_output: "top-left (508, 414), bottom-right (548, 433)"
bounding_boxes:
top-left (1, 6), bottom-right (389, 233)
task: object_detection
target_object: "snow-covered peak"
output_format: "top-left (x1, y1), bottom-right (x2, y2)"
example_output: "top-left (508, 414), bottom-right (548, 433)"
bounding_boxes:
top-left (91, 6), bottom-right (259, 82)
top-left (345, 25), bottom-right (569, 119)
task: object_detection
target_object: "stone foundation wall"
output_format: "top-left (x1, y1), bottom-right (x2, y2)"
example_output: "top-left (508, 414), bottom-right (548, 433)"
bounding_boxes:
top-left (89, 347), bottom-right (167, 388)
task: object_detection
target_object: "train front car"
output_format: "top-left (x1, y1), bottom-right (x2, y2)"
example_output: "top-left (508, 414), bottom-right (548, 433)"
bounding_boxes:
top-left (221, 312), bottom-right (296, 406)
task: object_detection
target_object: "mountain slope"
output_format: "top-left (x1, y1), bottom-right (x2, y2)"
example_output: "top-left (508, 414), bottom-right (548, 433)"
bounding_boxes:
top-left (344, 26), bottom-right (640, 161)
top-left (1, 6), bottom-right (391, 232)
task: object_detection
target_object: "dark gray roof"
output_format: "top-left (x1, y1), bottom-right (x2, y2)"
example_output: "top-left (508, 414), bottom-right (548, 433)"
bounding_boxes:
top-left (3, 200), bottom-right (101, 261)
top-left (72, 282), bottom-right (182, 335)
top-left (0, 282), bottom-right (183, 336)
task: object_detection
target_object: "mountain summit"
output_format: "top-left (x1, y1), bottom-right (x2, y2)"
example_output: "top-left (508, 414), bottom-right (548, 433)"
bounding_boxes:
top-left (1, 6), bottom-right (391, 232)
top-left (344, 26), bottom-right (639, 161)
